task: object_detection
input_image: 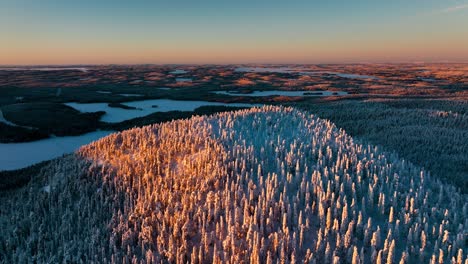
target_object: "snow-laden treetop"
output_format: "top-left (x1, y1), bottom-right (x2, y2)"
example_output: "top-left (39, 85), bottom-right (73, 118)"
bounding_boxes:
top-left (1, 106), bottom-right (466, 263)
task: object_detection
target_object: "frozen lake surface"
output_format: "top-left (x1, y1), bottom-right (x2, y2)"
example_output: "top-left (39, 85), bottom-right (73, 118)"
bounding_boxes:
top-left (213, 90), bottom-right (348, 97)
top-left (0, 131), bottom-right (113, 171)
top-left (2, 99), bottom-right (256, 170)
top-left (327, 72), bottom-right (378, 80)
top-left (66, 99), bottom-right (255, 123)
top-left (176, 78), bottom-right (192, 82)
top-left (118, 94), bottom-right (144, 97)
top-left (235, 67), bottom-right (303, 73)
top-left (170, 69), bottom-right (188, 74)
top-left (420, 78), bottom-right (437, 82)
top-left (235, 67), bottom-right (378, 80)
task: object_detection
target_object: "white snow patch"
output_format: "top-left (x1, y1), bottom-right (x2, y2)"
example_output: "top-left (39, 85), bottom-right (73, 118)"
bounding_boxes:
top-left (0, 130), bottom-right (113, 171)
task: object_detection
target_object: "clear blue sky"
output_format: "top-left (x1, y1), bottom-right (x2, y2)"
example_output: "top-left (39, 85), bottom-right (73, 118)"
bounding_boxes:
top-left (1, 0), bottom-right (468, 64)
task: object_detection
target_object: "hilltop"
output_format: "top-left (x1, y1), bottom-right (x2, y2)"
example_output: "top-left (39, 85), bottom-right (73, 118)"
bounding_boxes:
top-left (0, 106), bottom-right (466, 263)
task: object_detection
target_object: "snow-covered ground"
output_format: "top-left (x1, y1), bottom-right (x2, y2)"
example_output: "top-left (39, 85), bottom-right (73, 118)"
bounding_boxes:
top-left (0, 130), bottom-right (113, 171)
top-left (65, 99), bottom-right (256, 123)
top-left (212, 90), bottom-right (348, 97)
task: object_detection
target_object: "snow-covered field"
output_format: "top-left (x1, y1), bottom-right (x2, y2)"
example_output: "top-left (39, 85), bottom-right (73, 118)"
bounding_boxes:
top-left (0, 130), bottom-right (113, 171)
top-left (65, 99), bottom-right (256, 123)
top-left (213, 90), bottom-right (348, 97)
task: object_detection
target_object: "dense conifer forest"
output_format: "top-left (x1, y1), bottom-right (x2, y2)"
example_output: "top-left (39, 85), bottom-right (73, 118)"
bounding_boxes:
top-left (0, 106), bottom-right (466, 263)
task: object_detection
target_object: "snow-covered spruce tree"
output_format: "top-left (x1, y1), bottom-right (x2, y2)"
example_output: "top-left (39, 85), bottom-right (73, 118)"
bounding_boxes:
top-left (0, 106), bottom-right (466, 263)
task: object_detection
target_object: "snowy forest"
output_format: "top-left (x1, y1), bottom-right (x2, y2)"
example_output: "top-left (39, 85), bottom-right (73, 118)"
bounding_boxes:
top-left (0, 106), bottom-right (466, 263)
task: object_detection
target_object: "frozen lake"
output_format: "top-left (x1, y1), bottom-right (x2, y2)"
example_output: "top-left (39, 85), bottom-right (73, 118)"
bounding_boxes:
top-left (170, 69), bottom-right (188, 74)
top-left (176, 78), bottom-right (192, 82)
top-left (118, 94), bottom-right (144, 97)
top-left (235, 67), bottom-right (378, 80)
top-left (325, 72), bottom-right (378, 80)
top-left (420, 77), bottom-right (437, 82)
top-left (1, 99), bottom-right (256, 170)
top-left (213, 90), bottom-right (348, 97)
top-left (66, 99), bottom-right (255, 123)
top-left (0, 131), bottom-right (113, 171)
top-left (235, 67), bottom-right (303, 73)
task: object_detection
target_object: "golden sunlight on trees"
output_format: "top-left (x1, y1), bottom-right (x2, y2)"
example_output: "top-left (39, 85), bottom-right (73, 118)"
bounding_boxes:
top-left (0, 106), bottom-right (466, 263)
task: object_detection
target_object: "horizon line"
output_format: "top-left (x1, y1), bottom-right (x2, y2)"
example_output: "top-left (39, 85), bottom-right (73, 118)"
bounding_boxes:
top-left (2, 61), bottom-right (468, 67)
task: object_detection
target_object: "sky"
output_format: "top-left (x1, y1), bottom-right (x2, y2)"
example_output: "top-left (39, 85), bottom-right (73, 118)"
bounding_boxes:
top-left (1, 0), bottom-right (468, 65)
